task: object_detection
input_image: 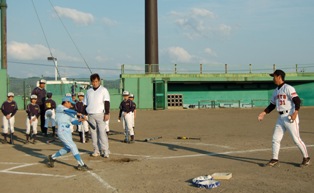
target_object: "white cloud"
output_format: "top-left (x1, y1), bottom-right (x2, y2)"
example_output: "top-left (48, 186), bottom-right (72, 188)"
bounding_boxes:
top-left (204, 48), bottom-right (217, 57)
top-left (8, 41), bottom-right (80, 62)
top-left (191, 8), bottom-right (215, 18)
top-left (167, 46), bottom-right (192, 63)
top-left (171, 8), bottom-right (232, 39)
top-left (101, 17), bottom-right (117, 26)
top-left (54, 6), bottom-right (94, 25)
top-left (8, 41), bottom-right (50, 60)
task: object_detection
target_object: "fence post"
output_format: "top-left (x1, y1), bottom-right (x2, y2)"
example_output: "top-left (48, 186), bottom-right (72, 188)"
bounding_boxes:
top-left (273, 64), bottom-right (276, 71)
top-left (200, 64), bottom-right (202, 74)
top-left (225, 64), bottom-right (228, 73)
top-left (249, 64), bottom-right (252, 73)
top-left (296, 64), bottom-right (298, 73)
top-left (174, 64), bottom-right (177, 74)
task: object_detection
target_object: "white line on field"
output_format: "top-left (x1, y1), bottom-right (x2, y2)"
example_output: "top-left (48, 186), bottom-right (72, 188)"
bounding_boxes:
top-left (88, 171), bottom-right (118, 193)
top-left (0, 163), bottom-right (75, 178)
top-left (147, 144), bottom-right (314, 160)
top-left (159, 142), bottom-right (233, 149)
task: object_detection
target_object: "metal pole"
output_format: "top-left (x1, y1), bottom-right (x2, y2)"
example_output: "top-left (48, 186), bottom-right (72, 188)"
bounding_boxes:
top-left (145, 0), bottom-right (159, 74)
top-left (273, 64), bottom-right (276, 71)
top-left (54, 58), bottom-right (58, 81)
top-left (249, 64), bottom-right (252, 73)
top-left (296, 64), bottom-right (298, 73)
top-left (1, 0), bottom-right (7, 69)
top-left (200, 64), bottom-right (202, 74)
top-left (225, 64), bottom-right (228, 74)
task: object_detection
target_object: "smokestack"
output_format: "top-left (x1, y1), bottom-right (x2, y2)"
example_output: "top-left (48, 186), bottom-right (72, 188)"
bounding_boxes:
top-left (145, 0), bottom-right (159, 74)
top-left (1, 0), bottom-right (7, 69)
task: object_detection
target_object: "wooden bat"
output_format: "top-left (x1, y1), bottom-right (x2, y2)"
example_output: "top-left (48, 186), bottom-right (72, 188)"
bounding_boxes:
top-left (144, 136), bottom-right (162, 142)
top-left (177, 136), bottom-right (201, 140)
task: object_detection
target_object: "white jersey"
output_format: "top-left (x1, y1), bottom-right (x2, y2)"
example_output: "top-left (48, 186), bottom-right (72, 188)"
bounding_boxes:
top-left (270, 83), bottom-right (298, 112)
top-left (84, 85), bottom-right (110, 114)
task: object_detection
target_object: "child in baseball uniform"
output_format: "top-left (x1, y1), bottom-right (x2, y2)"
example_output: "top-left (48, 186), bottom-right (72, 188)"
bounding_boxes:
top-left (129, 93), bottom-right (136, 130)
top-left (1, 92), bottom-right (18, 144)
top-left (118, 91), bottom-right (135, 143)
top-left (44, 92), bottom-right (56, 137)
top-left (25, 95), bottom-right (40, 144)
top-left (75, 92), bottom-right (89, 143)
top-left (47, 96), bottom-right (91, 171)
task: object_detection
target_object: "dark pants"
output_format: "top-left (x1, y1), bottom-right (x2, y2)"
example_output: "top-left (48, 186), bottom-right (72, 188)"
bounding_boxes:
top-left (40, 105), bottom-right (46, 133)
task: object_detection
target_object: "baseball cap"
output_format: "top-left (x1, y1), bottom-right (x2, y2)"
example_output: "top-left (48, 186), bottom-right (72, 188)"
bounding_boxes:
top-left (31, 95), bottom-right (37, 99)
top-left (39, 79), bottom-right (46, 84)
top-left (129, 93), bottom-right (134, 98)
top-left (122, 91), bottom-right (130, 96)
top-left (7, 92), bottom-right (14, 97)
top-left (65, 93), bottom-right (72, 97)
top-left (78, 92), bottom-right (84, 96)
top-left (269, 69), bottom-right (285, 79)
top-left (62, 96), bottom-right (76, 105)
top-left (47, 92), bottom-right (52, 98)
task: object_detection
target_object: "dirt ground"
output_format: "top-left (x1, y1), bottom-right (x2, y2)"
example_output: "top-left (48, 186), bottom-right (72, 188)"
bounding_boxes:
top-left (0, 107), bottom-right (314, 193)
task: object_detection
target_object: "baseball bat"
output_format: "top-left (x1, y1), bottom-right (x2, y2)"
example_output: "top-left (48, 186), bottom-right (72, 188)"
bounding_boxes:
top-left (144, 136), bottom-right (162, 142)
top-left (85, 119), bottom-right (96, 130)
top-left (177, 136), bottom-right (201, 140)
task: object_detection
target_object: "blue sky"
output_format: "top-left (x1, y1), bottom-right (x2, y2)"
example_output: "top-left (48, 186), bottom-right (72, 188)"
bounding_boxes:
top-left (5, 0), bottom-right (314, 79)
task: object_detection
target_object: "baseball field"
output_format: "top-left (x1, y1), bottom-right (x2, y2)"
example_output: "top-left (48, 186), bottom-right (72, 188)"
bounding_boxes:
top-left (1, 108), bottom-right (313, 193)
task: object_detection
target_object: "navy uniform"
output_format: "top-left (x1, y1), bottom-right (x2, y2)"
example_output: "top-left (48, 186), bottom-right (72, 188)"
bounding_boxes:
top-left (129, 94), bottom-right (136, 129)
top-left (118, 91), bottom-right (135, 143)
top-left (25, 95), bottom-right (40, 144)
top-left (31, 79), bottom-right (47, 136)
top-left (44, 92), bottom-right (57, 137)
top-left (75, 92), bottom-right (89, 143)
top-left (1, 92), bottom-right (18, 144)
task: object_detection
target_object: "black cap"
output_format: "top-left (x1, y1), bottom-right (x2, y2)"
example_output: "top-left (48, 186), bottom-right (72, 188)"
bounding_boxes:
top-left (47, 92), bottom-right (52, 98)
top-left (269, 69), bottom-right (285, 80)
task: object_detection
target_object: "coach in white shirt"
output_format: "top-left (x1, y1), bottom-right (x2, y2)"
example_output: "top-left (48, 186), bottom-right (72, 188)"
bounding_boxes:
top-left (84, 73), bottom-right (110, 158)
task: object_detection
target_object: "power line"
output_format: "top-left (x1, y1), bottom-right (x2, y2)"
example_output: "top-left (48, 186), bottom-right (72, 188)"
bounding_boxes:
top-left (31, 0), bottom-right (63, 79)
top-left (48, 0), bottom-right (93, 74)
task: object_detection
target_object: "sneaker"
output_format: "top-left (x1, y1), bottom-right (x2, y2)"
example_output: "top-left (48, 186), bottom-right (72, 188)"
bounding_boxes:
top-left (265, 159), bottom-right (279, 167)
top-left (104, 154), bottom-right (110, 158)
top-left (91, 152), bottom-right (100, 157)
top-left (47, 155), bottom-right (55, 168)
top-left (75, 164), bottom-right (92, 171)
top-left (301, 157), bottom-right (310, 167)
top-left (24, 140), bottom-right (30, 144)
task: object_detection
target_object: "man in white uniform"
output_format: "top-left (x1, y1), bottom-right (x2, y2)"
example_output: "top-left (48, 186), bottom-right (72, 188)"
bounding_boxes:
top-left (84, 73), bottom-right (110, 158)
top-left (258, 69), bottom-right (310, 167)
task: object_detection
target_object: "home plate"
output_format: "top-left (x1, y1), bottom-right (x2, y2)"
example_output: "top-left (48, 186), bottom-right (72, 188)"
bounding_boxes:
top-left (211, 172), bottom-right (232, 180)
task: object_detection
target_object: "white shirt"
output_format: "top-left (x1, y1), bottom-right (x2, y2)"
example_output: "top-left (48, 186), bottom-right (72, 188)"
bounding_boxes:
top-left (84, 85), bottom-right (110, 114)
top-left (270, 83), bottom-right (298, 112)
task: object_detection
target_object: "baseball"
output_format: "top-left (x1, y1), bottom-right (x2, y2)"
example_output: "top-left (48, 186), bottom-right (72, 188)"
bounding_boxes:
top-left (288, 115), bottom-right (294, 123)
top-left (118, 119), bottom-right (120, 122)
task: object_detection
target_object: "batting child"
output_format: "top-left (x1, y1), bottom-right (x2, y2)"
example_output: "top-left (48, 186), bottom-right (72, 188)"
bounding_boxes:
top-left (75, 92), bottom-right (89, 143)
top-left (118, 91), bottom-right (135, 143)
top-left (47, 96), bottom-right (91, 171)
top-left (25, 95), bottom-right (40, 144)
top-left (1, 92), bottom-right (18, 144)
top-left (44, 92), bottom-right (56, 137)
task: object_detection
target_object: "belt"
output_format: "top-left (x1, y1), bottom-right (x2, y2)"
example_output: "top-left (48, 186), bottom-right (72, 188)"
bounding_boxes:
top-left (279, 110), bottom-right (289, 115)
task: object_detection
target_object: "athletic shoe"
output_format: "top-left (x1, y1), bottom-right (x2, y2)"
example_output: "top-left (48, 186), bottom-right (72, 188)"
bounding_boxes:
top-left (301, 157), bottom-right (310, 167)
top-left (90, 152), bottom-right (100, 157)
top-left (265, 159), bottom-right (279, 167)
top-left (24, 140), bottom-right (30, 144)
top-left (75, 164), bottom-right (92, 171)
top-left (47, 155), bottom-right (55, 168)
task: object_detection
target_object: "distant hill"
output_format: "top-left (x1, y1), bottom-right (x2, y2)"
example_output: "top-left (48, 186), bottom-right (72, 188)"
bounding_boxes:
top-left (9, 76), bottom-right (120, 96)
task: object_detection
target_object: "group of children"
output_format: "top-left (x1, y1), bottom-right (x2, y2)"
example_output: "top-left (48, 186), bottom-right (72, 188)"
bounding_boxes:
top-left (1, 91), bottom-right (90, 144)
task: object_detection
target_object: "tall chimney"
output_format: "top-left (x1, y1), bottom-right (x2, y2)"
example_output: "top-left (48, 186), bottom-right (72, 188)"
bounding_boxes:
top-left (1, 0), bottom-right (7, 69)
top-left (145, 0), bottom-right (159, 74)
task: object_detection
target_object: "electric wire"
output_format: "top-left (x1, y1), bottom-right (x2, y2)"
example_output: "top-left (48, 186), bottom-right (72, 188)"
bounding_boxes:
top-left (48, 0), bottom-right (93, 74)
top-left (31, 0), bottom-right (63, 79)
